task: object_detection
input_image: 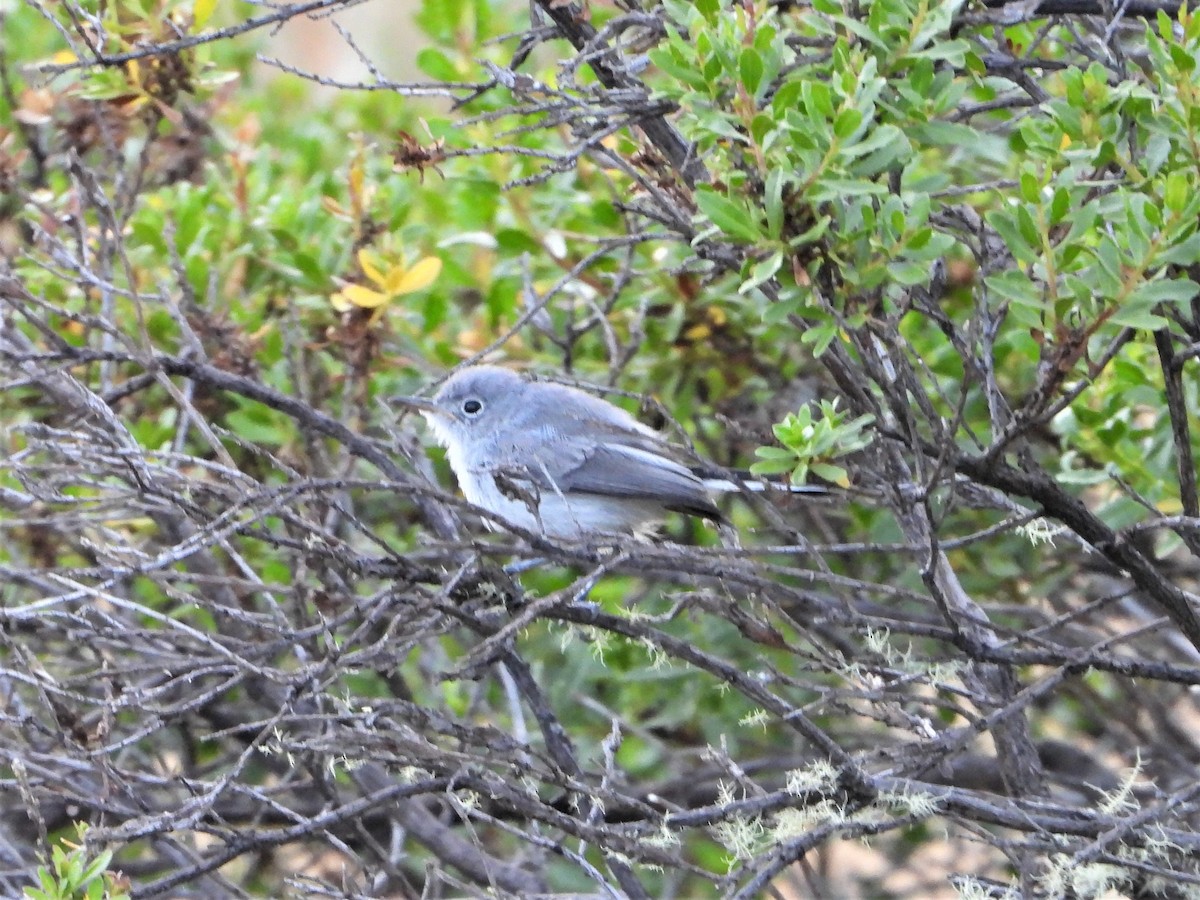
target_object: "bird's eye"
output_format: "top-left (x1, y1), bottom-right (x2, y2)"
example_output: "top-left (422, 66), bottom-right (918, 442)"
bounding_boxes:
top-left (462, 398), bottom-right (483, 415)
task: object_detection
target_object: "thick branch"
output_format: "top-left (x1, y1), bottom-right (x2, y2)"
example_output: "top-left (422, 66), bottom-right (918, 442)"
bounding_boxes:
top-left (954, 451), bottom-right (1200, 653)
top-left (533, 0), bottom-right (707, 186)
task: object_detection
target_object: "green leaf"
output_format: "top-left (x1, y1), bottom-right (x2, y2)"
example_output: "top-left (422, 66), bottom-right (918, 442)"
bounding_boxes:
top-left (1050, 186), bottom-right (1071, 225)
top-left (808, 178), bottom-right (887, 200)
top-left (739, 47), bottom-right (764, 96)
top-left (986, 210), bottom-right (1037, 265)
top-left (694, 189), bottom-right (763, 242)
top-left (800, 320), bottom-right (838, 355)
top-left (416, 47), bottom-right (460, 81)
top-left (788, 215), bottom-right (831, 247)
top-left (833, 107), bottom-right (863, 140)
top-left (1161, 232), bottom-right (1200, 266)
top-left (1164, 171), bottom-right (1190, 214)
top-left (80, 849), bottom-right (113, 884)
top-left (761, 295), bottom-right (803, 325)
top-left (740, 250), bottom-right (783, 294)
top-left (649, 47), bottom-right (711, 90)
top-left (1092, 237), bottom-right (1124, 292)
top-left (1015, 205), bottom-right (1040, 249)
top-left (802, 81), bottom-right (834, 120)
top-left (765, 168), bottom-right (786, 240)
top-left (1019, 171), bottom-right (1041, 204)
top-left (1108, 303), bottom-right (1169, 330)
top-left (1170, 41), bottom-right (1195, 72)
top-left (1127, 277), bottom-right (1200, 307)
top-left (225, 401), bottom-right (292, 447)
top-left (810, 462), bottom-right (849, 484)
top-left (985, 270), bottom-right (1043, 308)
top-left (749, 457), bottom-right (796, 477)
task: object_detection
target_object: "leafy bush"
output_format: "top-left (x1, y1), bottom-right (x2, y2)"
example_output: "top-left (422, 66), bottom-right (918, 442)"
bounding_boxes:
top-left (4, 0), bottom-right (1200, 896)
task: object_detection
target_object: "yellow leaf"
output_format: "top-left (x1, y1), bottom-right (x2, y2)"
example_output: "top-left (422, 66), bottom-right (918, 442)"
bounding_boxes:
top-left (1159, 497), bottom-right (1184, 515)
top-left (393, 256), bottom-right (442, 294)
top-left (52, 50), bottom-right (77, 64)
top-left (336, 284), bottom-right (390, 309)
top-left (349, 156), bottom-right (365, 213)
top-left (357, 249), bottom-right (386, 287)
top-left (194, 0), bottom-right (218, 28)
top-left (384, 264), bottom-right (407, 294)
top-left (118, 96), bottom-right (150, 115)
top-left (330, 292), bottom-right (353, 312)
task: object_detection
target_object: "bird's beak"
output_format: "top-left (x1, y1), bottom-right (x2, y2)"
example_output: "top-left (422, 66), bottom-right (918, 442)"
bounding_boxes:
top-left (389, 395), bottom-right (444, 417)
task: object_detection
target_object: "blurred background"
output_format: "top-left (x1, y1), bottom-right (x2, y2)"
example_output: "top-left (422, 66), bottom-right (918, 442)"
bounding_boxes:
top-left (263, 0), bottom-right (433, 89)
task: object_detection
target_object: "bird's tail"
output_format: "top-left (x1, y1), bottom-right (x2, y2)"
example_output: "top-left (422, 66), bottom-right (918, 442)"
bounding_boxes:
top-left (693, 467), bottom-right (834, 495)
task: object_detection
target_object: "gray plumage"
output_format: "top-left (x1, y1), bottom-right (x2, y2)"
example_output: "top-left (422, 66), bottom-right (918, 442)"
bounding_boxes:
top-left (402, 365), bottom-right (724, 540)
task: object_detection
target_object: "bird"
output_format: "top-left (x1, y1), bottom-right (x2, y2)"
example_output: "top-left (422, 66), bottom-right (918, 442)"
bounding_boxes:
top-left (393, 365), bottom-right (823, 541)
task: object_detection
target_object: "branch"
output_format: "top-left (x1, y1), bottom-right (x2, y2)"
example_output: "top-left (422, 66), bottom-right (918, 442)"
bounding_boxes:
top-left (954, 451), bottom-right (1200, 653)
top-left (532, 0), bottom-right (707, 186)
top-left (29, 0), bottom-right (359, 74)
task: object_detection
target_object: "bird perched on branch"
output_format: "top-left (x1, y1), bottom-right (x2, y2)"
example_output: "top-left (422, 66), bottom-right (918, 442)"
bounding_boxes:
top-left (393, 365), bottom-right (825, 541)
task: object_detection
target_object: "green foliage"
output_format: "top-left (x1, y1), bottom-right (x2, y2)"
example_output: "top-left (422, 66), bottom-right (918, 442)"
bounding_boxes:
top-left (641, 0), bottom-right (1200, 512)
top-left (6, 0), bottom-right (1200, 895)
top-left (25, 828), bottom-right (128, 900)
top-left (751, 399), bottom-right (875, 485)
top-left (652, 0), bottom-right (956, 305)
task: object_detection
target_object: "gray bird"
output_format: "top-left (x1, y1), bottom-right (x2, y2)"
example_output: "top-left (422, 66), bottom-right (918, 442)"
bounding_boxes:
top-left (395, 365), bottom-right (818, 541)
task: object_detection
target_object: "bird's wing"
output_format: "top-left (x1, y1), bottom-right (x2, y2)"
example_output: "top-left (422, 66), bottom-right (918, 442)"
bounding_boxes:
top-left (551, 439), bottom-right (724, 521)
top-left (499, 383), bottom-right (723, 520)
